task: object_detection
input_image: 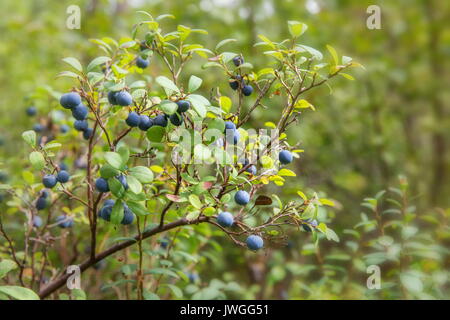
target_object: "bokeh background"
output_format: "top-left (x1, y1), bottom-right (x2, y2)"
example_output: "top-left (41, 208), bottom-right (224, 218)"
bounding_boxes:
top-left (0, 0), bottom-right (448, 299)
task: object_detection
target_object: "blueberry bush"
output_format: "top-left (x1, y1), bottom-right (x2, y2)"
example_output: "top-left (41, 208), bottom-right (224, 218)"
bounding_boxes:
top-left (0, 12), bottom-right (361, 299)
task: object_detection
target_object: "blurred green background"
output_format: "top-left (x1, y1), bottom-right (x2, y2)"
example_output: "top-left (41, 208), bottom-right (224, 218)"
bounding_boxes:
top-left (0, 0), bottom-right (448, 299)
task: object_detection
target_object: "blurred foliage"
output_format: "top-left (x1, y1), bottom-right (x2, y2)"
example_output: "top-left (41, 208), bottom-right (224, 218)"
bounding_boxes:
top-left (0, 0), bottom-right (448, 299)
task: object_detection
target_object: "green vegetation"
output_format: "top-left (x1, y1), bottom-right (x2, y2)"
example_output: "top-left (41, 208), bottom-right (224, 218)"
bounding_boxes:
top-left (0, 0), bottom-right (448, 300)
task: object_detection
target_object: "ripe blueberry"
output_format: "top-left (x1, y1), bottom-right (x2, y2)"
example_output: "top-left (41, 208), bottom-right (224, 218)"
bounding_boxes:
top-left (95, 177), bottom-right (109, 193)
top-left (242, 85), bottom-right (253, 96)
top-left (246, 165), bottom-right (257, 175)
top-left (229, 75), bottom-right (243, 90)
top-left (233, 55), bottom-right (244, 67)
top-left (36, 197), bottom-right (47, 210)
top-left (71, 104), bottom-right (88, 120)
top-left (217, 211), bottom-right (234, 227)
top-left (126, 112), bottom-right (141, 127)
top-left (60, 92), bottom-right (81, 109)
top-left (229, 79), bottom-right (239, 90)
top-left (115, 91), bottom-right (133, 106)
top-left (233, 130), bottom-right (240, 145)
top-left (136, 56), bottom-right (149, 69)
top-left (40, 189), bottom-right (50, 198)
top-left (176, 100), bottom-right (190, 113)
top-left (170, 113), bottom-right (183, 126)
top-left (26, 106), bottom-right (37, 116)
top-left (234, 190), bottom-right (250, 205)
top-left (103, 199), bottom-right (115, 207)
top-left (74, 120), bottom-right (88, 132)
top-left (138, 115), bottom-right (153, 131)
top-left (33, 216), bottom-right (43, 228)
top-left (121, 204), bottom-right (135, 225)
top-left (83, 127), bottom-right (93, 140)
top-left (153, 114), bottom-right (168, 127)
top-left (246, 235), bottom-right (264, 251)
top-left (224, 121), bottom-right (236, 131)
top-left (302, 219), bottom-right (318, 232)
top-left (33, 124), bottom-right (43, 132)
top-left (56, 215), bottom-right (74, 228)
top-left (98, 204), bottom-right (112, 221)
top-left (56, 170), bottom-right (70, 183)
top-left (116, 174), bottom-right (128, 190)
top-left (279, 150), bottom-right (293, 164)
top-left (107, 91), bottom-right (118, 105)
top-left (60, 124), bottom-right (70, 134)
top-left (42, 174), bottom-right (57, 188)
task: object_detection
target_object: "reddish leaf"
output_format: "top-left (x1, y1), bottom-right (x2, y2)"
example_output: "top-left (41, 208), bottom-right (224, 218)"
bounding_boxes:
top-left (255, 195), bottom-right (272, 205)
top-left (203, 181), bottom-right (214, 190)
top-left (166, 194), bottom-right (183, 202)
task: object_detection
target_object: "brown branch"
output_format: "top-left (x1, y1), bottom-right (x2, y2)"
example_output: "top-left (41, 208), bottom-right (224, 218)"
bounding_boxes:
top-left (38, 216), bottom-right (209, 299)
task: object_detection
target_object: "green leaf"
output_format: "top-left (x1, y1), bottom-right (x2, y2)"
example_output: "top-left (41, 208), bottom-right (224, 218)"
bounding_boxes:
top-left (400, 272), bottom-right (423, 293)
top-left (146, 126), bottom-right (165, 142)
top-left (42, 142), bottom-right (62, 150)
top-left (215, 38), bottom-right (237, 51)
top-left (207, 118), bottom-right (225, 132)
top-left (319, 198), bottom-right (335, 207)
top-left (257, 35), bottom-right (276, 49)
top-left (71, 289), bottom-right (87, 300)
top-left (117, 146), bottom-right (130, 165)
top-left (0, 286), bottom-right (39, 300)
top-left (342, 56), bottom-right (353, 64)
top-left (296, 45), bottom-right (323, 60)
top-left (126, 201), bottom-right (148, 216)
top-left (146, 268), bottom-right (179, 279)
top-left (325, 228), bottom-right (340, 242)
top-left (187, 94), bottom-right (209, 118)
top-left (186, 210), bottom-right (200, 221)
top-left (126, 175), bottom-right (142, 194)
top-left (278, 168), bottom-right (296, 177)
top-left (219, 96), bottom-right (232, 113)
top-left (62, 57), bottom-right (83, 73)
top-left (100, 164), bottom-right (120, 179)
top-left (129, 166), bottom-right (154, 183)
top-left (160, 100), bottom-right (178, 115)
top-left (188, 195), bottom-right (202, 209)
top-left (22, 171), bottom-right (34, 185)
top-left (0, 260), bottom-right (17, 279)
top-left (143, 290), bottom-right (160, 300)
top-left (156, 14), bottom-right (175, 21)
top-left (188, 75), bottom-right (202, 92)
top-left (136, 11), bottom-right (154, 20)
top-left (288, 21), bottom-right (308, 38)
top-left (163, 284), bottom-right (183, 298)
top-left (155, 76), bottom-right (180, 95)
top-left (339, 73), bottom-right (355, 81)
top-left (326, 45), bottom-right (339, 65)
top-left (203, 207), bottom-right (216, 216)
top-left (56, 71), bottom-right (82, 79)
top-left (29, 152), bottom-right (45, 170)
top-left (236, 62), bottom-right (253, 70)
top-left (110, 200), bottom-right (124, 224)
top-left (105, 152), bottom-right (124, 170)
top-left (87, 56), bottom-right (111, 72)
top-left (22, 130), bottom-right (36, 147)
top-left (302, 203), bottom-right (316, 220)
top-left (108, 177), bottom-right (126, 198)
